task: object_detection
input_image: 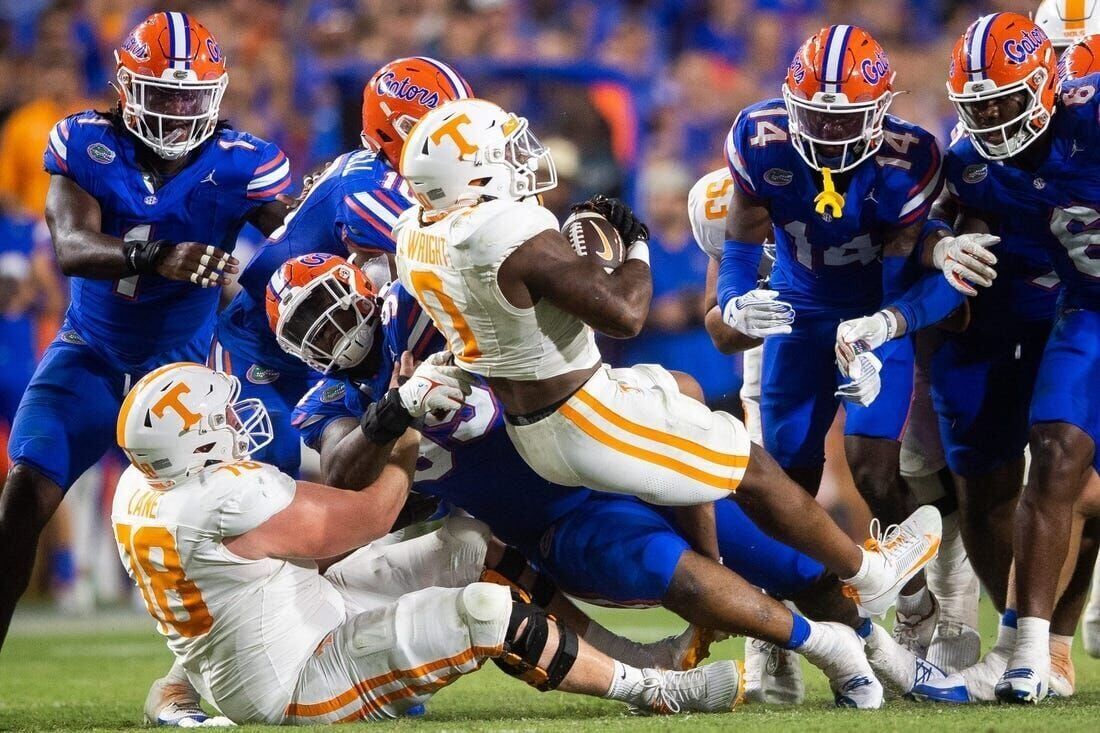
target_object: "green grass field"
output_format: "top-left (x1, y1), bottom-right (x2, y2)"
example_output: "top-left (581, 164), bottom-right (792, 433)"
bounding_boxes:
top-left (1, 601), bottom-right (1098, 732)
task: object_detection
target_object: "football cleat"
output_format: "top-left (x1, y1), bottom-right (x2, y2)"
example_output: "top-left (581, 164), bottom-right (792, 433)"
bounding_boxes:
top-left (800, 621), bottom-right (883, 709)
top-left (995, 666), bottom-right (1047, 704)
top-left (647, 625), bottom-right (724, 671)
top-left (892, 593), bottom-right (939, 657)
top-left (631, 661), bottom-right (745, 715)
top-left (844, 506), bottom-right (942, 618)
top-left (1084, 560), bottom-right (1100, 658)
top-left (1048, 639), bottom-right (1075, 698)
top-left (912, 646), bottom-right (1009, 704)
top-left (144, 677), bottom-right (234, 727)
top-left (744, 637), bottom-right (805, 704)
top-left (865, 622), bottom-right (946, 696)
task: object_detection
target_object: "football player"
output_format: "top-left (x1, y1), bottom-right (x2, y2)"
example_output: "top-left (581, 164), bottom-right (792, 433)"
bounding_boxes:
top-left (211, 57), bottom-right (471, 476)
top-left (393, 96), bottom-right (941, 627)
top-left (1061, 33), bottom-right (1100, 660)
top-left (710, 26), bottom-right (966, 651)
top-left (0, 12), bottom-right (292, 652)
top-left (272, 253), bottom-right (945, 707)
top-left (915, 12), bottom-right (1100, 703)
top-left (114, 363), bottom-right (744, 723)
top-left (691, 167), bottom-right (981, 679)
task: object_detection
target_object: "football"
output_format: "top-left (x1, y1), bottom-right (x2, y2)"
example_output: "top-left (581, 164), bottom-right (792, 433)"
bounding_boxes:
top-left (561, 210), bottom-right (625, 272)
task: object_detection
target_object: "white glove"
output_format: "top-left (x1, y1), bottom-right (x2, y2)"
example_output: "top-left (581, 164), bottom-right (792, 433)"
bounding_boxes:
top-left (397, 351), bottom-right (473, 417)
top-left (722, 288), bottom-right (795, 337)
top-left (835, 351), bottom-right (882, 407)
top-left (835, 310), bottom-right (897, 371)
top-left (932, 233), bottom-right (1000, 296)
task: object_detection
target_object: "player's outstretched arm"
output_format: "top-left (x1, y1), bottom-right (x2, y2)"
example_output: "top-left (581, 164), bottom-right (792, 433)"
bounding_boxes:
top-left (499, 228), bottom-right (652, 339)
top-left (247, 199), bottom-right (291, 237)
top-left (703, 258), bottom-right (761, 354)
top-left (224, 429), bottom-right (420, 561)
top-left (46, 174), bottom-right (239, 286)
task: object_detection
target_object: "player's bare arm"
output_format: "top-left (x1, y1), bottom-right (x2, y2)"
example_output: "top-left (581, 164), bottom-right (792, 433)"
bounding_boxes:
top-left (703, 257), bottom-right (761, 354)
top-left (499, 228), bottom-right (652, 340)
top-left (46, 174), bottom-right (239, 286)
top-left (247, 199), bottom-right (292, 237)
top-left (224, 429), bottom-right (419, 561)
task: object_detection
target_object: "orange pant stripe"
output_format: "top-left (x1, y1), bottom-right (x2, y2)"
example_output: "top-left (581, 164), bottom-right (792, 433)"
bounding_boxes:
top-left (559, 403), bottom-right (740, 492)
top-left (574, 389), bottom-right (749, 469)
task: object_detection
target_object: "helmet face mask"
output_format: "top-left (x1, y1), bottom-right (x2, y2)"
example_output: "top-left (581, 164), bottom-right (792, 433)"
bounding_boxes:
top-left (783, 89), bottom-right (891, 172)
top-left (270, 260), bottom-right (380, 375)
top-left (117, 67), bottom-right (228, 159)
top-left (951, 84), bottom-right (1039, 159)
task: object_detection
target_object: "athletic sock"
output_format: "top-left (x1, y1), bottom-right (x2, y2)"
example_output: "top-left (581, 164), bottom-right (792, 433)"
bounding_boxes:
top-left (897, 586), bottom-right (933, 618)
top-left (783, 611), bottom-right (812, 650)
top-left (583, 622), bottom-right (656, 669)
top-left (604, 661), bottom-right (649, 704)
top-left (1014, 617), bottom-right (1051, 668)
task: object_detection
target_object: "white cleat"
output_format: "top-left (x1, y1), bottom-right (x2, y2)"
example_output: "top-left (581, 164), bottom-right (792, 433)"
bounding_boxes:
top-left (631, 661), bottom-right (746, 715)
top-left (995, 665), bottom-right (1048, 704)
top-left (743, 638), bottom-right (805, 704)
top-left (911, 647), bottom-right (1009, 704)
top-left (844, 507), bottom-right (942, 618)
top-left (865, 622), bottom-right (946, 696)
top-left (1048, 647), bottom-right (1075, 699)
top-left (646, 625), bottom-right (725, 671)
top-left (144, 677), bottom-right (234, 727)
top-left (892, 593), bottom-right (938, 657)
top-left (1084, 605), bottom-right (1100, 658)
top-left (800, 621), bottom-right (883, 709)
top-left (925, 620), bottom-right (982, 673)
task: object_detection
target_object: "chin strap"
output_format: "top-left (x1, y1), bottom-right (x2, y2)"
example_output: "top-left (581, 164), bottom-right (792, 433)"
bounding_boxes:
top-left (814, 167), bottom-right (845, 219)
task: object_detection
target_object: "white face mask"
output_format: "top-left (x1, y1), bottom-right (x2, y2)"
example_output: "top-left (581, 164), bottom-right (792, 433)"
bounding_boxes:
top-left (117, 67), bottom-right (228, 159)
top-left (275, 269), bottom-right (380, 374)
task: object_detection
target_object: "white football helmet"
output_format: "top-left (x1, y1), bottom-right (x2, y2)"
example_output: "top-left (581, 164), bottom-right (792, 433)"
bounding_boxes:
top-left (1035, 0), bottom-right (1100, 51)
top-left (400, 98), bottom-right (556, 211)
top-left (117, 362), bottom-right (272, 488)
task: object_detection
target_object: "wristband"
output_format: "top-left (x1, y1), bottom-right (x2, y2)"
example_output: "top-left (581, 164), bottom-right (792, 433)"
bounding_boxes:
top-left (359, 388), bottom-right (415, 444)
top-left (878, 309), bottom-right (899, 341)
top-left (125, 238), bottom-right (171, 274)
top-left (626, 239), bottom-right (650, 265)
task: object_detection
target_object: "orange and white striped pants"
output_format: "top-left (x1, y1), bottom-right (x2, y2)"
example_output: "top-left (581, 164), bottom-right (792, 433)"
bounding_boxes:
top-left (285, 583), bottom-right (509, 723)
top-left (507, 364), bottom-right (752, 506)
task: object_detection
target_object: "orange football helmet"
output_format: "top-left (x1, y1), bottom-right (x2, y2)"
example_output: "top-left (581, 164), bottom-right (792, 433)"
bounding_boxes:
top-left (115, 12), bottom-right (228, 160)
top-left (782, 25), bottom-right (895, 173)
top-left (266, 254), bottom-right (379, 374)
top-left (361, 56), bottom-right (473, 166)
top-left (1059, 33), bottom-right (1100, 80)
top-left (947, 13), bottom-right (1057, 160)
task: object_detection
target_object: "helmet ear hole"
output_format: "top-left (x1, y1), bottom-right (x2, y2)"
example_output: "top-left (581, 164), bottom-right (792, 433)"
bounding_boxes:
top-left (194, 442), bottom-right (216, 454)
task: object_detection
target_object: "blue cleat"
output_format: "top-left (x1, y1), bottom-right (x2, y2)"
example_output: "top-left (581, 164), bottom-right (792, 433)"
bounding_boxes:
top-left (995, 667), bottom-right (1046, 704)
top-left (911, 672), bottom-right (973, 703)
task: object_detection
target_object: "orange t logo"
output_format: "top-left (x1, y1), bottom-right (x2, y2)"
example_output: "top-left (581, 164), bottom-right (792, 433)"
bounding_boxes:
top-left (430, 114), bottom-right (478, 156)
top-left (151, 383), bottom-right (202, 430)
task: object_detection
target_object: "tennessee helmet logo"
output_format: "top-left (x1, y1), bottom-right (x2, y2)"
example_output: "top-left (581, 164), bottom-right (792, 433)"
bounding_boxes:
top-left (151, 383), bottom-right (202, 431)
top-left (378, 71), bottom-right (442, 108)
top-left (1004, 28), bottom-right (1051, 63)
top-left (430, 113), bottom-right (478, 156)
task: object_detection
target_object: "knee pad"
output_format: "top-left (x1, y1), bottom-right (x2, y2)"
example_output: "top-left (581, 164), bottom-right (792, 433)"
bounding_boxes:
top-left (480, 545), bottom-right (558, 607)
top-left (492, 601), bottom-right (578, 691)
top-left (441, 514), bottom-right (491, 570)
top-left (457, 582), bottom-right (512, 650)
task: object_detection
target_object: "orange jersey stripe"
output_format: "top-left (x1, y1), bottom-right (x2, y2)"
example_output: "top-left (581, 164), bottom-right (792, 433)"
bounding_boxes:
top-left (573, 389), bottom-right (749, 469)
top-left (286, 644), bottom-right (501, 718)
top-left (558, 403), bottom-right (740, 492)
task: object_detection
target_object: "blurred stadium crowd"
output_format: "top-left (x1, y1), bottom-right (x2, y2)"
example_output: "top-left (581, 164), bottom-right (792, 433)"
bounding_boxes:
top-left (0, 0), bottom-right (1032, 609)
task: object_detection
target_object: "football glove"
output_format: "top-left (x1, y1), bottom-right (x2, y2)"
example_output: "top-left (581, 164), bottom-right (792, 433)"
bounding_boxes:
top-left (835, 351), bottom-right (882, 407)
top-left (397, 351), bottom-right (473, 418)
top-left (573, 194), bottom-right (649, 244)
top-left (722, 288), bottom-right (795, 337)
top-left (835, 311), bottom-right (897, 371)
top-left (932, 233), bottom-right (1000, 297)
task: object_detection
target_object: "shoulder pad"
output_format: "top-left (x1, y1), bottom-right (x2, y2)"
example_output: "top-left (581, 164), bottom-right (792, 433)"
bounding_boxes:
top-left (688, 168), bottom-right (733, 259)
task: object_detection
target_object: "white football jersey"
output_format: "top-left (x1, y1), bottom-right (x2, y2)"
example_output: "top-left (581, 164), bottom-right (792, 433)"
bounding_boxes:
top-left (394, 198), bottom-right (600, 380)
top-left (687, 167), bottom-right (734, 260)
top-left (112, 462), bottom-right (345, 724)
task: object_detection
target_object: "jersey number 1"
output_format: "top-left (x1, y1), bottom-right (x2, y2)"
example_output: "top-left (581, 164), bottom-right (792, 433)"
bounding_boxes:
top-left (114, 522), bottom-right (213, 637)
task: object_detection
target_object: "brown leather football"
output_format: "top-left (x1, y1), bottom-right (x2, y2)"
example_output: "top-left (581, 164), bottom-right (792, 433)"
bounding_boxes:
top-left (562, 210), bottom-right (626, 272)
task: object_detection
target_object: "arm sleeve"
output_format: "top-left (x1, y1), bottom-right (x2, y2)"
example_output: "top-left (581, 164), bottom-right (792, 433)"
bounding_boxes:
top-left (340, 184), bottom-right (415, 253)
top-left (882, 254), bottom-right (965, 333)
top-left (716, 240), bottom-right (764, 312)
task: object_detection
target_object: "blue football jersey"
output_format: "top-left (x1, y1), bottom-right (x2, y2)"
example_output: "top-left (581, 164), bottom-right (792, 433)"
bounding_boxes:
top-left (0, 211), bottom-right (38, 385)
top-left (217, 148), bottom-right (414, 376)
top-left (44, 111), bottom-right (290, 364)
top-left (946, 80), bottom-right (1100, 314)
top-left (726, 99), bottom-right (943, 318)
top-left (291, 283), bottom-right (591, 552)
